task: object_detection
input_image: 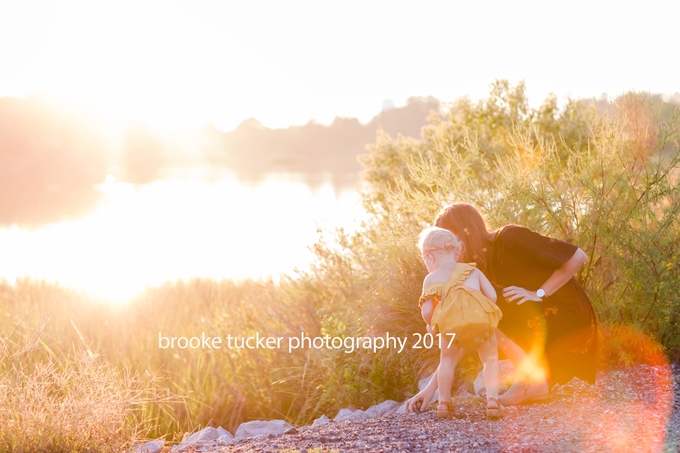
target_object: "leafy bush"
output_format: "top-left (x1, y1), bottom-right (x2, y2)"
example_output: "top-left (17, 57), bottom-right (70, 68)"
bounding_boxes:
top-left (355, 81), bottom-right (680, 361)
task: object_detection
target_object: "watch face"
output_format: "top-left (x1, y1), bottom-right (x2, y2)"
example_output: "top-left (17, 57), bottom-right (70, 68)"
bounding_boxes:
top-left (537, 289), bottom-right (545, 298)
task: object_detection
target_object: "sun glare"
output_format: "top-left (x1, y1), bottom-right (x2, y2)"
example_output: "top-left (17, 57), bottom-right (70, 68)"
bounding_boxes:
top-left (0, 174), bottom-right (364, 303)
top-left (2, 1), bottom-right (326, 132)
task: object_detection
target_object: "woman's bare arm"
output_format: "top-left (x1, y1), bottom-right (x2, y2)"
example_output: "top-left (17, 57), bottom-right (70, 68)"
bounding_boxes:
top-left (504, 248), bottom-right (587, 305)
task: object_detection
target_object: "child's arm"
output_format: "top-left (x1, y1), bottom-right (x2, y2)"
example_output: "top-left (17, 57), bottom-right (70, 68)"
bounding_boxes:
top-left (420, 273), bottom-right (437, 329)
top-left (421, 298), bottom-right (434, 327)
top-left (478, 270), bottom-right (498, 303)
top-left (405, 366), bottom-right (439, 412)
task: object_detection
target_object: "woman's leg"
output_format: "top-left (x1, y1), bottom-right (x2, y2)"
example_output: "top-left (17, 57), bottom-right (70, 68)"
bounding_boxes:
top-left (496, 328), bottom-right (549, 405)
top-left (496, 328), bottom-right (546, 383)
top-left (495, 328), bottom-right (526, 368)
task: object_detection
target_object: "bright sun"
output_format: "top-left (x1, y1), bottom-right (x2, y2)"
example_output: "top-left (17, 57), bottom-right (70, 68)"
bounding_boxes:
top-left (0, 176), bottom-right (365, 303)
top-left (1, 0), bottom-right (319, 132)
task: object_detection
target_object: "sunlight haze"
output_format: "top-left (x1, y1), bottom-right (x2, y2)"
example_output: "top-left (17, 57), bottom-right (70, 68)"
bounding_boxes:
top-left (1, 0), bottom-right (677, 131)
top-left (0, 0), bottom-right (678, 302)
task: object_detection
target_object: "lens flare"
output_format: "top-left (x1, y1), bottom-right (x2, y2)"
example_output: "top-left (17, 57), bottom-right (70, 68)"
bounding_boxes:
top-left (497, 324), bottom-right (673, 452)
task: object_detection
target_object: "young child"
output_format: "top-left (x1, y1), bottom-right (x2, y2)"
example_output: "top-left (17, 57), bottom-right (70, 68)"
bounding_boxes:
top-left (417, 226), bottom-right (503, 419)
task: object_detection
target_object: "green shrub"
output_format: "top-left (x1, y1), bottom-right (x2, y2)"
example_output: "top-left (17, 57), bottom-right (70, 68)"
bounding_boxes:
top-left (355, 82), bottom-right (680, 361)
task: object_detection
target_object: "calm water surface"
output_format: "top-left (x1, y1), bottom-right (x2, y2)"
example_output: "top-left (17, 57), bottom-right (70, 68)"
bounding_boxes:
top-left (0, 171), bottom-right (366, 302)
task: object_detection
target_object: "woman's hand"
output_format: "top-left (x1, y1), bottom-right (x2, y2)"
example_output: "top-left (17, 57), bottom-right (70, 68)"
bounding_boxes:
top-left (405, 386), bottom-right (436, 413)
top-left (503, 248), bottom-right (587, 306)
top-left (503, 286), bottom-right (543, 305)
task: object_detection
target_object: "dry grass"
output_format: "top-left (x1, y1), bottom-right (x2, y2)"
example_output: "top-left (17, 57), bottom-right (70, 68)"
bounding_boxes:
top-left (0, 277), bottom-right (329, 438)
top-left (598, 322), bottom-right (668, 369)
top-left (0, 316), bottom-right (177, 452)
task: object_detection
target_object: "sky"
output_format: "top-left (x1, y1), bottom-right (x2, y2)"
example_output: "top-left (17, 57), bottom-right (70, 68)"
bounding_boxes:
top-left (0, 0), bottom-right (678, 132)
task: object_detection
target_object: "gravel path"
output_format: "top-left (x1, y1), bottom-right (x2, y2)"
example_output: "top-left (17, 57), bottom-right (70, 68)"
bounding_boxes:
top-left (213, 364), bottom-right (679, 453)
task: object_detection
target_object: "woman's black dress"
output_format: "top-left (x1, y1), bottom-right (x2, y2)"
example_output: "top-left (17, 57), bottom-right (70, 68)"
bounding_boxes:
top-left (487, 225), bottom-right (597, 385)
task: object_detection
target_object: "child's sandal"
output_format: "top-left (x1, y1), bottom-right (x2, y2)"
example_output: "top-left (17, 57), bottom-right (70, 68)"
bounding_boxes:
top-left (436, 401), bottom-right (454, 419)
top-left (486, 397), bottom-right (504, 420)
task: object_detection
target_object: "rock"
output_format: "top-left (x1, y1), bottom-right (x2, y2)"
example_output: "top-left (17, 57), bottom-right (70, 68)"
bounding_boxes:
top-left (473, 359), bottom-right (515, 395)
top-left (312, 414), bottom-right (331, 427)
top-left (169, 425), bottom-right (233, 452)
top-left (133, 440), bottom-right (164, 453)
top-left (418, 373), bottom-right (440, 402)
top-left (364, 399), bottom-right (401, 417)
top-left (185, 427), bottom-right (221, 444)
top-left (172, 426), bottom-right (228, 452)
top-left (235, 419), bottom-right (295, 439)
top-left (334, 407), bottom-right (369, 422)
top-left (284, 427), bottom-right (298, 434)
top-left (334, 400), bottom-right (401, 422)
top-left (216, 426), bottom-right (231, 439)
top-left (217, 434), bottom-right (235, 444)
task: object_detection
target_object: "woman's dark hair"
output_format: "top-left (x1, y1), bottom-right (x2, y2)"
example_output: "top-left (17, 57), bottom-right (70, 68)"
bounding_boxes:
top-left (434, 203), bottom-right (496, 272)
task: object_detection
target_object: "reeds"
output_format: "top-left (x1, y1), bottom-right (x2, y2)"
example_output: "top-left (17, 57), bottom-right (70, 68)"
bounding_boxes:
top-left (0, 313), bottom-right (177, 452)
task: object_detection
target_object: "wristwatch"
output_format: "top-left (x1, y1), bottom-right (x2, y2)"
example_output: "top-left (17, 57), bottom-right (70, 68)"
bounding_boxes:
top-left (536, 288), bottom-right (546, 299)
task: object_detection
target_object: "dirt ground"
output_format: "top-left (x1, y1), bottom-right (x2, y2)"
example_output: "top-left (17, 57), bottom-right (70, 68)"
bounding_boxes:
top-left (211, 363), bottom-right (679, 453)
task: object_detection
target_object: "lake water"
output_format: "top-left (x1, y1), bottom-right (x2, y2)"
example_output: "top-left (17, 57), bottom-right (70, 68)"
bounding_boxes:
top-left (0, 171), bottom-right (366, 303)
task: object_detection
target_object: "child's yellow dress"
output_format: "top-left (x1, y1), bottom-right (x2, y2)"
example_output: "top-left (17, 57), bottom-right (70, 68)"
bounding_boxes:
top-left (419, 262), bottom-right (503, 349)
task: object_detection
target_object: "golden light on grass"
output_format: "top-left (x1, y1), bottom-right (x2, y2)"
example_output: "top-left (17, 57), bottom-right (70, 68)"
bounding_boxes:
top-left (0, 317), bottom-right (179, 452)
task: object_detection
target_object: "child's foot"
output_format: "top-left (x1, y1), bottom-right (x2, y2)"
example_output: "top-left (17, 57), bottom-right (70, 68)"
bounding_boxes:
top-left (436, 400), bottom-right (454, 419)
top-left (486, 397), bottom-right (504, 419)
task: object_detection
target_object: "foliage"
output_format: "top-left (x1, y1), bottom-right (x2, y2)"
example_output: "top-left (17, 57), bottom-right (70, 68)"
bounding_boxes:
top-left (356, 81), bottom-right (680, 360)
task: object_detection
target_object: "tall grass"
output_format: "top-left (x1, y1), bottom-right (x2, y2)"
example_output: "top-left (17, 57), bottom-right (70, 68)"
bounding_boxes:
top-left (2, 82), bottom-right (678, 443)
top-left (0, 276), bottom-right (380, 437)
top-left (0, 312), bottom-right (174, 452)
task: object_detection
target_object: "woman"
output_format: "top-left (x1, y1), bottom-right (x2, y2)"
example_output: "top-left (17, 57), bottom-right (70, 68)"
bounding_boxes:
top-left (407, 203), bottom-right (597, 409)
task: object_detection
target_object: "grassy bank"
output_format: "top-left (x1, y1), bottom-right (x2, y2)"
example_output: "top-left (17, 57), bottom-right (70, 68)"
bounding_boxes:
top-left (1, 82), bottom-right (678, 447)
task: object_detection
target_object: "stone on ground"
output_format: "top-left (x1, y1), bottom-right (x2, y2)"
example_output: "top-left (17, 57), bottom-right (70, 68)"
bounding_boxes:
top-left (171, 426), bottom-right (233, 452)
top-left (133, 440), bottom-right (164, 453)
top-left (312, 414), bottom-right (330, 427)
top-left (364, 399), bottom-right (401, 417)
top-left (235, 419), bottom-right (295, 438)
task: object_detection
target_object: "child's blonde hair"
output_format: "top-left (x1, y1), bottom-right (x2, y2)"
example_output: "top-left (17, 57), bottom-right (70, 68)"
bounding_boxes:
top-left (418, 226), bottom-right (463, 258)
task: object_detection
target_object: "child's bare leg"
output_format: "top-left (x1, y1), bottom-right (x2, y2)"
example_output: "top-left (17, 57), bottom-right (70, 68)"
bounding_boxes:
top-left (477, 333), bottom-right (499, 402)
top-left (438, 336), bottom-right (463, 404)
